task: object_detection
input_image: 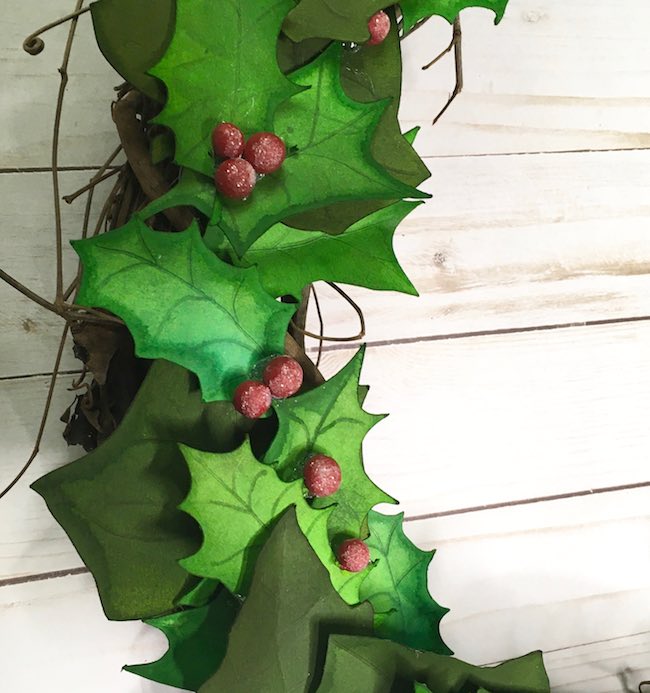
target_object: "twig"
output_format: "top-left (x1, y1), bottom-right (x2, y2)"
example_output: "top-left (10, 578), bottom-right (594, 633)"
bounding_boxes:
top-left (424, 18), bottom-right (464, 125)
top-left (0, 269), bottom-right (62, 316)
top-left (63, 167), bottom-right (121, 204)
top-left (23, 6), bottom-right (91, 55)
top-left (310, 284), bottom-right (325, 367)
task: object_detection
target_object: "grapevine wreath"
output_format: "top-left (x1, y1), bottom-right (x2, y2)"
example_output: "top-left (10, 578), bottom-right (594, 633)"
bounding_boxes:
top-left (2, 0), bottom-right (553, 690)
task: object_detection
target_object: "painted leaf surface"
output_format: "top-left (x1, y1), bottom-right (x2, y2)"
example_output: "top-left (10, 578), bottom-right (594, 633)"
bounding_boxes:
top-left (414, 685), bottom-right (434, 693)
top-left (360, 511), bottom-right (451, 654)
top-left (125, 589), bottom-right (240, 691)
top-left (207, 44), bottom-right (428, 256)
top-left (283, 0), bottom-right (387, 42)
top-left (31, 361), bottom-right (252, 620)
top-left (240, 201), bottom-right (420, 298)
top-left (265, 347), bottom-right (395, 540)
top-left (91, 0), bottom-right (174, 102)
top-left (140, 169), bottom-right (217, 220)
top-left (316, 635), bottom-right (550, 692)
top-left (400, 0), bottom-right (509, 32)
top-left (151, 0), bottom-right (302, 177)
top-left (73, 219), bottom-right (294, 402)
top-left (180, 440), bottom-right (372, 604)
top-left (200, 509), bottom-right (374, 693)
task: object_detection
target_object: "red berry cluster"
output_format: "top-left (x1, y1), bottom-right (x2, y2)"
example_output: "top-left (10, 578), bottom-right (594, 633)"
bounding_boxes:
top-left (212, 123), bottom-right (286, 200)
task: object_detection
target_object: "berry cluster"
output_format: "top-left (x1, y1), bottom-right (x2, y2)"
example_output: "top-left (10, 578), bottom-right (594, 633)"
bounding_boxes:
top-left (212, 123), bottom-right (286, 200)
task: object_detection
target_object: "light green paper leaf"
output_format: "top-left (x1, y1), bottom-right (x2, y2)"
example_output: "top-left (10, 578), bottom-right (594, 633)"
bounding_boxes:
top-left (400, 0), bottom-right (509, 32)
top-left (360, 511), bottom-right (451, 654)
top-left (140, 169), bottom-right (217, 220)
top-left (125, 589), bottom-right (240, 691)
top-left (239, 201), bottom-right (420, 298)
top-left (200, 508), bottom-right (374, 693)
top-left (207, 44), bottom-right (428, 257)
top-left (414, 684), bottom-right (434, 693)
top-left (151, 0), bottom-right (303, 177)
top-left (283, 0), bottom-right (387, 42)
top-left (265, 347), bottom-right (395, 540)
top-left (73, 219), bottom-right (294, 402)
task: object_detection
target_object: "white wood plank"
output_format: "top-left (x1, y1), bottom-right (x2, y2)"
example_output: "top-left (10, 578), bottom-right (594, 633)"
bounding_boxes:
top-left (401, 0), bottom-right (650, 156)
top-left (306, 149), bottom-right (650, 343)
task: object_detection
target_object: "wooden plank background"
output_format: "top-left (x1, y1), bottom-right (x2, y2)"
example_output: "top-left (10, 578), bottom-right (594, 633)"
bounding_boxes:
top-left (1, 0), bottom-right (649, 691)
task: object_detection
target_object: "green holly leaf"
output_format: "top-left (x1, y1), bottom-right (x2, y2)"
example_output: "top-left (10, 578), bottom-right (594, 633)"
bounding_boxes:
top-left (73, 219), bottom-right (294, 402)
top-left (414, 684), bottom-right (434, 693)
top-left (91, 0), bottom-right (174, 102)
top-left (360, 511), bottom-right (451, 654)
top-left (239, 201), bottom-right (419, 298)
top-left (31, 361), bottom-right (252, 620)
top-left (207, 44), bottom-right (428, 257)
top-left (400, 0), bottom-right (510, 33)
top-left (150, 0), bottom-right (303, 177)
top-left (125, 588), bottom-right (240, 691)
top-left (283, 0), bottom-right (387, 42)
top-left (316, 635), bottom-right (550, 692)
top-left (200, 508), bottom-right (374, 693)
top-left (140, 169), bottom-right (217, 220)
top-left (265, 347), bottom-right (395, 540)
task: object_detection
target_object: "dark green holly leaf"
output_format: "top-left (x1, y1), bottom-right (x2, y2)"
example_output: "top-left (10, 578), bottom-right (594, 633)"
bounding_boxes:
top-left (180, 440), bottom-right (371, 604)
top-left (125, 589), bottom-right (240, 691)
top-left (140, 169), bottom-right (217, 220)
top-left (316, 635), bottom-right (550, 692)
top-left (31, 361), bottom-right (252, 620)
top-left (283, 0), bottom-right (386, 43)
top-left (360, 511), bottom-right (451, 654)
top-left (151, 0), bottom-right (303, 177)
top-left (91, 0), bottom-right (174, 102)
top-left (404, 127), bottom-right (421, 146)
top-left (239, 201), bottom-right (419, 298)
top-left (207, 44), bottom-right (428, 257)
top-left (265, 347), bottom-right (395, 541)
top-left (200, 508), bottom-right (374, 693)
top-left (400, 0), bottom-right (509, 32)
top-left (73, 219), bottom-right (294, 402)
top-left (178, 578), bottom-right (221, 609)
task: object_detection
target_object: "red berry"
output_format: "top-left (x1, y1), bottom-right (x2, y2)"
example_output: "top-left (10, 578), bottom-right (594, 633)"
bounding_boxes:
top-left (243, 132), bottom-right (286, 174)
top-left (263, 356), bottom-right (303, 398)
top-left (337, 539), bottom-right (371, 573)
top-left (233, 380), bottom-right (272, 419)
top-left (367, 10), bottom-right (391, 46)
top-left (303, 454), bottom-right (342, 497)
top-left (212, 122), bottom-right (245, 159)
top-left (215, 159), bottom-right (257, 200)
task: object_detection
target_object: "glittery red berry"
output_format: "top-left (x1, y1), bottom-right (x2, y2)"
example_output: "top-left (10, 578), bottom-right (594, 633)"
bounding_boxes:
top-left (367, 10), bottom-right (391, 46)
top-left (263, 356), bottom-right (303, 398)
top-left (337, 539), bottom-right (371, 573)
top-left (233, 380), bottom-right (272, 419)
top-left (243, 132), bottom-right (286, 174)
top-left (303, 454), bottom-right (342, 497)
top-left (212, 122), bottom-right (245, 159)
top-left (215, 158), bottom-right (257, 200)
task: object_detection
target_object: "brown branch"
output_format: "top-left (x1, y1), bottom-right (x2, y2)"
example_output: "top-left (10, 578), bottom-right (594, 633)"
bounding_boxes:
top-left (23, 6), bottom-right (91, 55)
top-left (285, 333), bottom-right (324, 387)
top-left (63, 167), bottom-right (121, 204)
top-left (426, 18), bottom-right (464, 126)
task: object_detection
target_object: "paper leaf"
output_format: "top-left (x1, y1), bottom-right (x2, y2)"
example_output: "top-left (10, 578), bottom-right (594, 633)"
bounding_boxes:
top-left (316, 635), bottom-right (550, 692)
top-left (140, 169), bottom-right (217, 220)
top-left (400, 0), bottom-right (509, 32)
top-left (240, 201), bottom-right (420, 298)
top-left (150, 0), bottom-right (302, 177)
top-left (207, 44), bottom-right (428, 256)
top-left (73, 219), bottom-right (294, 402)
top-left (125, 589), bottom-right (240, 691)
top-left (283, 0), bottom-right (387, 42)
top-left (414, 684), bottom-right (433, 693)
top-left (360, 511), bottom-right (451, 654)
top-left (90, 0), bottom-right (174, 102)
top-left (180, 440), bottom-right (372, 604)
top-left (265, 347), bottom-right (395, 540)
top-left (31, 361), bottom-right (252, 620)
top-left (200, 509), bottom-right (374, 693)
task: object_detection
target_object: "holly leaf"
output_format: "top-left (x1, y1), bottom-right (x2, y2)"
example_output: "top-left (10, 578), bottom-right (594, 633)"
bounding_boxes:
top-left (150, 0), bottom-right (303, 177)
top-left (283, 0), bottom-right (387, 42)
top-left (200, 508), bottom-right (374, 693)
top-left (31, 361), bottom-right (252, 620)
top-left (140, 169), bottom-right (217, 220)
top-left (360, 511), bottom-right (451, 654)
top-left (400, 0), bottom-right (510, 32)
top-left (180, 440), bottom-right (372, 604)
top-left (414, 684), bottom-right (434, 693)
top-left (91, 0), bottom-right (174, 102)
top-left (239, 201), bottom-right (419, 298)
top-left (316, 635), bottom-right (550, 692)
top-left (125, 588), bottom-right (240, 691)
top-left (206, 44), bottom-right (428, 257)
top-left (73, 219), bottom-right (294, 402)
top-left (265, 347), bottom-right (395, 541)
